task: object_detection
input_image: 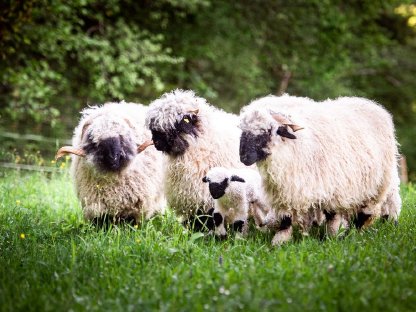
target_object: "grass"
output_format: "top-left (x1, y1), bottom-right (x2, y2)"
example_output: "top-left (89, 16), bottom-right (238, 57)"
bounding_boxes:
top-left (0, 169), bottom-right (415, 312)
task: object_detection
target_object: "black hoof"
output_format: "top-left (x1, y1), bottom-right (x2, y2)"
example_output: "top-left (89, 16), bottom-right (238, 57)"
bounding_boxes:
top-left (216, 234), bottom-right (227, 241)
top-left (353, 212), bottom-right (371, 229)
top-left (232, 220), bottom-right (245, 232)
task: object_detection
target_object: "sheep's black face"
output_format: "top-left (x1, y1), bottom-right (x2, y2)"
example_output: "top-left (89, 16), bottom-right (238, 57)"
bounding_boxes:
top-left (149, 114), bottom-right (199, 157)
top-left (84, 134), bottom-right (135, 172)
top-left (209, 178), bottom-right (229, 199)
top-left (239, 130), bottom-right (271, 166)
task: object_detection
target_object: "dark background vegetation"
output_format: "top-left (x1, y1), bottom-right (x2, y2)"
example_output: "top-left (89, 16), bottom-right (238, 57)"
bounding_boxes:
top-left (1, 0), bottom-right (415, 178)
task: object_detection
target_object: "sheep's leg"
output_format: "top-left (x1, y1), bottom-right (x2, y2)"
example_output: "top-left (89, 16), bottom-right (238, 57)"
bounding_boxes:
top-left (188, 208), bottom-right (215, 231)
top-left (324, 211), bottom-right (349, 236)
top-left (213, 211), bottom-right (227, 238)
top-left (232, 219), bottom-right (248, 237)
top-left (91, 214), bottom-right (112, 228)
top-left (250, 202), bottom-right (267, 227)
top-left (357, 174), bottom-right (392, 229)
top-left (271, 216), bottom-right (293, 246)
top-left (258, 209), bottom-right (278, 230)
top-left (380, 188), bottom-right (401, 226)
top-left (353, 211), bottom-right (374, 229)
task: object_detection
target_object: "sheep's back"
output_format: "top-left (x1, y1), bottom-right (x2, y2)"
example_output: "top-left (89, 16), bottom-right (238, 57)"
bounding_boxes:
top-left (259, 96), bottom-right (398, 216)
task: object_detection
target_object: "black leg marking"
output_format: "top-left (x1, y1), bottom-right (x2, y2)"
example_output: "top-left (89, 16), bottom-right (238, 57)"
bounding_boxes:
top-left (216, 234), bottom-right (227, 241)
top-left (213, 212), bottom-right (223, 227)
top-left (232, 220), bottom-right (245, 232)
top-left (353, 212), bottom-right (371, 229)
top-left (205, 208), bottom-right (215, 230)
top-left (324, 210), bottom-right (336, 221)
top-left (279, 216), bottom-right (292, 231)
top-left (186, 208), bottom-right (215, 232)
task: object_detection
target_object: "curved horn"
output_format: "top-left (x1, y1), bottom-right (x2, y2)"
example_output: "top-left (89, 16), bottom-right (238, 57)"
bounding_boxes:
top-left (137, 140), bottom-right (154, 153)
top-left (271, 113), bottom-right (304, 132)
top-left (55, 146), bottom-right (86, 160)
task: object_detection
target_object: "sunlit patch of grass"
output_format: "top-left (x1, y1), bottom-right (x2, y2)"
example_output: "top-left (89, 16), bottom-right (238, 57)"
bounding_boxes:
top-left (0, 170), bottom-right (415, 311)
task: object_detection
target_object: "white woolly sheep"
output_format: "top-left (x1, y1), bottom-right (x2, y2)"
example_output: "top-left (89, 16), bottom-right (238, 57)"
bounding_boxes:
top-left (202, 167), bottom-right (270, 237)
top-left (139, 89), bottom-right (246, 230)
top-left (56, 102), bottom-right (166, 224)
top-left (239, 94), bottom-right (401, 245)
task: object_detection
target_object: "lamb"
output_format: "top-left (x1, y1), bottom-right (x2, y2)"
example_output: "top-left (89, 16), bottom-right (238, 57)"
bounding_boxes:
top-left (138, 89), bottom-right (245, 230)
top-left (56, 101), bottom-right (166, 224)
top-left (202, 167), bottom-right (270, 237)
top-left (239, 94), bottom-right (401, 245)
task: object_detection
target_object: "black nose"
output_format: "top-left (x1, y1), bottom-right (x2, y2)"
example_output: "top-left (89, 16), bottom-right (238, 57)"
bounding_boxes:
top-left (239, 141), bottom-right (259, 166)
top-left (96, 137), bottom-right (124, 172)
top-left (240, 149), bottom-right (258, 166)
top-left (153, 139), bottom-right (167, 152)
top-left (239, 131), bottom-right (270, 166)
top-left (152, 130), bottom-right (171, 153)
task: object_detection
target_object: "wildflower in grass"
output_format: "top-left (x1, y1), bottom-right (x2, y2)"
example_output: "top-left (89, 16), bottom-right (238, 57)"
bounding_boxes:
top-left (136, 239), bottom-right (140, 243)
top-left (219, 286), bottom-right (230, 296)
top-left (134, 224), bottom-right (138, 229)
top-left (60, 162), bottom-right (66, 169)
top-left (51, 160), bottom-right (56, 164)
top-left (20, 233), bottom-right (25, 239)
top-left (16, 200), bottom-right (21, 205)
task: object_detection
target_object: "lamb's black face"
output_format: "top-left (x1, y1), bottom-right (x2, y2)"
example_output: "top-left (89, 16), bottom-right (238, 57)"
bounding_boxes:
top-left (149, 114), bottom-right (199, 157)
top-left (208, 178), bottom-right (229, 199)
top-left (84, 134), bottom-right (135, 172)
top-left (239, 130), bottom-right (271, 166)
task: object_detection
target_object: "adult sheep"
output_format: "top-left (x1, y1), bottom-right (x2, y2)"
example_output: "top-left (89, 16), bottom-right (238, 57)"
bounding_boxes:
top-left (139, 89), bottom-right (245, 230)
top-left (239, 94), bottom-right (401, 245)
top-left (56, 102), bottom-right (166, 224)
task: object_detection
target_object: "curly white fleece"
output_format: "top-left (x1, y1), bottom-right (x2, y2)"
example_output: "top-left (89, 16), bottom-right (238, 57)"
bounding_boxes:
top-left (71, 102), bottom-right (166, 221)
top-left (145, 90), bottom-right (246, 218)
top-left (239, 94), bottom-right (401, 227)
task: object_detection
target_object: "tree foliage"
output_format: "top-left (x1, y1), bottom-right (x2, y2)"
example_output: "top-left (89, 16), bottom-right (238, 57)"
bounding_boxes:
top-left (1, 0), bottom-right (415, 177)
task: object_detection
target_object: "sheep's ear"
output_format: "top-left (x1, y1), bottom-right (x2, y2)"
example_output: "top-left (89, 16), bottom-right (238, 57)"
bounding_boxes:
top-left (276, 126), bottom-right (297, 140)
top-left (81, 120), bottom-right (92, 139)
top-left (230, 175), bottom-right (245, 183)
top-left (202, 176), bottom-right (210, 183)
top-left (271, 113), bottom-right (304, 132)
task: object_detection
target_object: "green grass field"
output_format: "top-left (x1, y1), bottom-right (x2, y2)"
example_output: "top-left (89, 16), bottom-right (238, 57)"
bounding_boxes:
top-left (0, 169), bottom-right (415, 312)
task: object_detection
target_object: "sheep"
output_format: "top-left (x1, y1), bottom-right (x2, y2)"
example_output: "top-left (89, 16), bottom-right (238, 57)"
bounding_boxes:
top-left (202, 167), bottom-right (270, 237)
top-left (239, 94), bottom-right (401, 245)
top-left (139, 89), bottom-right (245, 230)
top-left (56, 101), bottom-right (166, 224)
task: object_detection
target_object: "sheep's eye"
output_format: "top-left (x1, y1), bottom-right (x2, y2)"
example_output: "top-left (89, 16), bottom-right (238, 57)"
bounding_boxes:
top-left (183, 117), bottom-right (190, 123)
